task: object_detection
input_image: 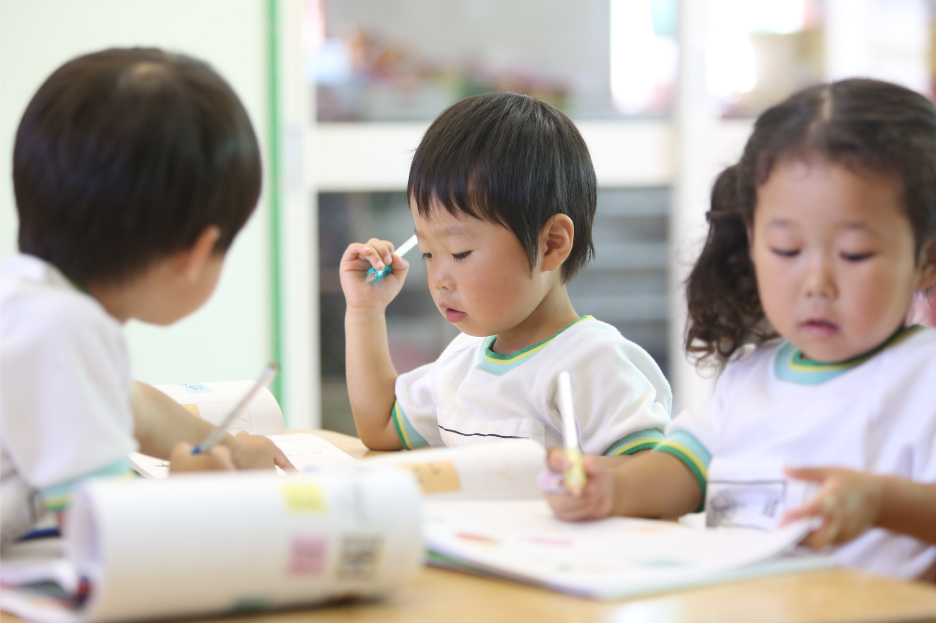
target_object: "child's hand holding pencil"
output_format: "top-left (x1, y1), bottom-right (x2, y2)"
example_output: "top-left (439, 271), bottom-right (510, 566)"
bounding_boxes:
top-left (542, 449), bottom-right (616, 521)
top-left (539, 371), bottom-right (616, 521)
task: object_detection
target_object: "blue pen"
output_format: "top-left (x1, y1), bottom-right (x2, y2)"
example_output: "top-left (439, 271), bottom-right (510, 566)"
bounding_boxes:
top-left (191, 363), bottom-right (278, 455)
top-left (364, 234), bottom-right (419, 283)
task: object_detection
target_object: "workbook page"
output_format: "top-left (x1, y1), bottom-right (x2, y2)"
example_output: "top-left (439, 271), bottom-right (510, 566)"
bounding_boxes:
top-left (423, 499), bottom-right (824, 600)
top-left (154, 381), bottom-right (285, 434)
top-left (129, 433), bottom-right (355, 478)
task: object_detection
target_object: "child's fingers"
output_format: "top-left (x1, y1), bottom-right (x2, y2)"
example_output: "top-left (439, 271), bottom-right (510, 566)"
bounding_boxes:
top-left (784, 465), bottom-right (832, 483)
top-left (209, 445), bottom-right (235, 470)
top-left (364, 238), bottom-right (395, 269)
top-left (544, 490), bottom-right (598, 521)
top-left (273, 446), bottom-right (298, 472)
top-left (781, 495), bottom-right (824, 525)
top-left (340, 240), bottom-right (394, 272)
top-left (546, 447), bottom-right (571, 472)
top-left (800, 512), bottom-right (841, 550)
top-left (581, 455), bottom-right (604, 477)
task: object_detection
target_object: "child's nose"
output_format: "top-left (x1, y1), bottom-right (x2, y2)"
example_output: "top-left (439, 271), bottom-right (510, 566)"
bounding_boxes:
top-left (803, 258), bottom-right (837, 299)
top-left (429, 261), bottom-right (456, 293)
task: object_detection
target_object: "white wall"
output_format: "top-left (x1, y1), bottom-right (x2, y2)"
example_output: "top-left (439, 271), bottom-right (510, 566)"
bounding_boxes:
top-left (0, 1), bottom-right (273, 393)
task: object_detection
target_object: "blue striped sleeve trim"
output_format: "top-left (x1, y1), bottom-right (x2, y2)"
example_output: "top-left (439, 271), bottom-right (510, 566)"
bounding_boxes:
top-left (602, 428), bottom-right (665, 456)
top-left (390, 401), bottom-right (430, 450)
top-left (652, 430), bottom-right (712, 512)
top-left (42, 457), bottom-right (134, 512)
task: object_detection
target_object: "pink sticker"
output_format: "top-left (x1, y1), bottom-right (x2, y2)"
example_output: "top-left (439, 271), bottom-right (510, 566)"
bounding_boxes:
top-left (288, 536), bottom-right (327, 576)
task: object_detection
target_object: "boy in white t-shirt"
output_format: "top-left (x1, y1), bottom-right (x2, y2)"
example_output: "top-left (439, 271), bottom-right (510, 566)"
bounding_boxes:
top-left (0, 48), bottom-right (291, 545)
top-left (340, 92), bottom-right (671, 454)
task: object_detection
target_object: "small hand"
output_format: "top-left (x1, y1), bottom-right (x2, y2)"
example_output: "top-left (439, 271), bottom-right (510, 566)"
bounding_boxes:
top-left (169, 442), bottom-right (235, 473)
top-left (339, 239), bottom-right (410, 311)
top-left (782, 466), bottom-right (884, 549)
top-left (542, 447), bottom-right (615, 521)
top-left (231, 431), bottom-right (297, 472)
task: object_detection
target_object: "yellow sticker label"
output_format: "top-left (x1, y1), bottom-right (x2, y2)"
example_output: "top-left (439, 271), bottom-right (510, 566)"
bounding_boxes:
top-left (181, 404), bottom-right (201, 416)
top-left (281, 482), bottom-right (327, 513)
top-left (398, 461), bottom-right (461, 494)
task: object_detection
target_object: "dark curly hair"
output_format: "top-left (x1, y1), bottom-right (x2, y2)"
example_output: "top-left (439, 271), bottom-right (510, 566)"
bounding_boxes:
top-left (686, 78), bottom-right (936, 365)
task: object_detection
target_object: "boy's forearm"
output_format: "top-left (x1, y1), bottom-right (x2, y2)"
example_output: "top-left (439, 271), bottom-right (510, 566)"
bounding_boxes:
top-left (344, 308), bottom-right (402, 449)
top-left (131, 381), bottom-right (230, 458)
top-left (609, 452), bottom-right (703, 519)
top-left (877, 478), bottom-right (936, 544)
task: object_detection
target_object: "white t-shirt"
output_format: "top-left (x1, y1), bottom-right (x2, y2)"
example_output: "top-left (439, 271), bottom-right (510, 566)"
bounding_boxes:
top-left (0, 254), bottom-right (136, 545)
top-left (655, 326), bottom-right (936, 579)
top-left (393, 316), bottom-right (672, 455)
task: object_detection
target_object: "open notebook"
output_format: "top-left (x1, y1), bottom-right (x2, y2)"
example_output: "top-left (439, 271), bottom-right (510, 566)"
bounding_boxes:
top-left (0, 468), bottom-right (422, 622)
top-left (129, 381), bottom-right (355, 476)
top-left (368, 439), bottom-right (833, 600)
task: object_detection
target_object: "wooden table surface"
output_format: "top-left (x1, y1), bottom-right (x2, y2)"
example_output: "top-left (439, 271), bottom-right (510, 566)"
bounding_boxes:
top-left (4, 430), bottom-right (936, 623)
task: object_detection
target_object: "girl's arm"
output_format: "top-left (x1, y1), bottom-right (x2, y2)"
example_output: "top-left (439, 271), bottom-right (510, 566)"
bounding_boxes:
top-left (131, 381), bottom-right (293, 471)
top-left (784, 467), bottom-right (936, 548)
top-left (545, 449), bottom-right (702, 521)
top-left (340, 239), bottom-right (410, 450)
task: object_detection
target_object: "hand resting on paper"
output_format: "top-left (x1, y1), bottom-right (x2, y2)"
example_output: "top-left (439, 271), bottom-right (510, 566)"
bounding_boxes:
top-left (230, 431), bottom-right (297, 472)
top-left (169, 433), bottom-right (296, 474)
top-left (169, 442), bottom-right (235, 473)
top-left (782, 466), bottom-right (936, 549)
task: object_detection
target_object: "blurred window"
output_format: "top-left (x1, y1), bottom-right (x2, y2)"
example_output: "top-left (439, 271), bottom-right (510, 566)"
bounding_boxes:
top-left (307, 0), bottom-right (678, 121)
top-left (706, 0), bottom-right (825, 117)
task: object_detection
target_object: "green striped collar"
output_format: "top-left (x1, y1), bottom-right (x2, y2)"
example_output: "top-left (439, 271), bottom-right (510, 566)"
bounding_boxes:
top-left (477, 316), bottom-right (593, 376)
top-left (774, 324), bottom-right (923, 385)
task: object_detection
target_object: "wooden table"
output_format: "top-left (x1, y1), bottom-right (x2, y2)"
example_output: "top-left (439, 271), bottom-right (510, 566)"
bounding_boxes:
top-left (4, 431), bottom-right (936, 623)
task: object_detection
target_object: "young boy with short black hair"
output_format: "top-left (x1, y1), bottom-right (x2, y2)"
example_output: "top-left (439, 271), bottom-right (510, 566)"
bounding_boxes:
top-left (1, 48), bottom-right (290, 545)
top-left (340, 92), bottom-right (672, 453)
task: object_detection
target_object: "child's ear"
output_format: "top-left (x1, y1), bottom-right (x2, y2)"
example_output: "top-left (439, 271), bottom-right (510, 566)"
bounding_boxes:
top-left (175, 226), bottom-right (222, 281)
top-left (917, 239), bottom-right (936, 290)
top-left (540, 214), bottom-right (574, 273)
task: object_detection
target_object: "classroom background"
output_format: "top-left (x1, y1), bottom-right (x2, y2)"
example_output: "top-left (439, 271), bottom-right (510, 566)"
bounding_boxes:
top-left (2, 0), bottom-right (935, 433)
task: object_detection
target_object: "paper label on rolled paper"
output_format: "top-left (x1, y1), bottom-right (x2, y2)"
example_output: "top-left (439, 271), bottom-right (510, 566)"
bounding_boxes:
top-left (281, 482), bottom-right (327, 513)
top-left (336, 535), bottom-right (383, 580)
top-left (397, 460), bottom-right (461, 494)
top-left (288, 536), bottom-right (328, 576)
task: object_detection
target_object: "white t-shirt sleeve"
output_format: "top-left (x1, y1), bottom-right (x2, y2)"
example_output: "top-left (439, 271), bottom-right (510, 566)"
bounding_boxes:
top-left (555, 331), bottom-right (672, 456)
top-left (1, 298), bottom-right (136, 510)
top-left (391, 360), bottom-right (437, 449)
top-left (654, 357), bottom-right (740, 493)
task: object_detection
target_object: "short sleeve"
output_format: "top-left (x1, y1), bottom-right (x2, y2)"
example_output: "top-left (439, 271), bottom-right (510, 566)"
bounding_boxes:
top-left (0, 295), bottom-right (136, 512)
top-left (652, 362), bottom-right (736, 507)
top-left (557, 329), bottom-right (672, 457)
top-left (393, 364), bottom-right (438, 450)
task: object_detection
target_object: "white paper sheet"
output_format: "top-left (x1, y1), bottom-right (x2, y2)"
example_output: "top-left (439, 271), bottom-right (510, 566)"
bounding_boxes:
top-left (129, 433), bottom-right (356, 478)
top-left (1, 468), bottom-right (423, 623)
top-left (364, 438), bottom-right (544, 499)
